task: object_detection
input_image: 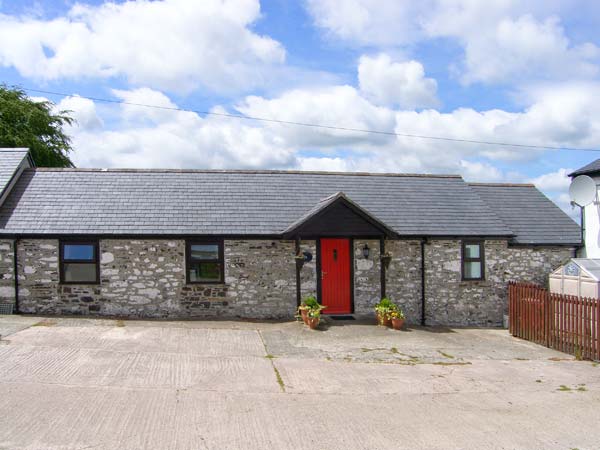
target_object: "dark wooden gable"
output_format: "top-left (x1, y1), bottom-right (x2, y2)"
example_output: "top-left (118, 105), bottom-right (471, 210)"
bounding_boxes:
top-left (288, 199), bottom-right (393, 237)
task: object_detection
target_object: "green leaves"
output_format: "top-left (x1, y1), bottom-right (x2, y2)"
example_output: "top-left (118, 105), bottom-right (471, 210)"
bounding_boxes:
top-left (0, 85), bottom-right (75, 167)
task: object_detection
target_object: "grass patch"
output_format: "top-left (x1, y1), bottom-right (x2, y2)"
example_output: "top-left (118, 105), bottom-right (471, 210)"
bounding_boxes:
top-left (557, 385), bottom-right (572, 391)
top-left (535, 379), bottom-right (542, 383)
top-left (437, 350), bottom-right (455, 359)
top-left (272, 365), bottom-right (285, 392)
top-left (577, 386), bottom-right (587, 392)
top-left (114, 320), bottom-right (126, 327)
top-left (390, 347), bottom-right (398, 354)
top-left (432, 361), bottom-right (471, 366)
top-left (257, 329), bottom-right (285, 393)
top-left (32, 320), bottom-right (56, 327)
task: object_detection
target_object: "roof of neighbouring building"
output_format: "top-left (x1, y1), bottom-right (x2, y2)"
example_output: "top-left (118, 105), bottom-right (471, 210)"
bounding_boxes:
top-left (469, 183), bottom-right (580, 245)
top-left (0, 165), bottom-right (580, 245)
top-left (0, 148), bottom-right (32, 199)
top-left (568, 159), bottom-right (600, 177)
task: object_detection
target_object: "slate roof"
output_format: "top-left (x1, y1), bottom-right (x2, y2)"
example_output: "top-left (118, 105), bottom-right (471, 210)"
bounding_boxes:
top-left (0, 148), bottom-right (31, 199)
top-left (0, 168), bottom-right (514, 238)
top-left (469, 183), bottom-right (581, 245)
top-left (569, 159), bottom-right (600, 177)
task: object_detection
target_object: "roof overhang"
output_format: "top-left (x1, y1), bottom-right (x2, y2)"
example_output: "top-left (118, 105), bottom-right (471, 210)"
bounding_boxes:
top-left (282, 192), bottom-right (398, 239)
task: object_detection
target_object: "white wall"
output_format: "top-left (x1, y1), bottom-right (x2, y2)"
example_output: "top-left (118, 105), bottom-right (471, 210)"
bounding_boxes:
top-left (581, 175), bottom-right (600, 257)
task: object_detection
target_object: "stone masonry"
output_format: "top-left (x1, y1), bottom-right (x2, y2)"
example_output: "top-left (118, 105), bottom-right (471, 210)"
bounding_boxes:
top-left (16, 239), bottom-right (296, 319)
top-left (353, 239), bottom-right (381, 314)
top-left (422, 240), bottom-right (573, 326)
top-left (0, 239), bottom-right (15, 304)
top-left (385, 240), bottom-right (423, 323)
top-left (0, 237), bottom-right (574, 325)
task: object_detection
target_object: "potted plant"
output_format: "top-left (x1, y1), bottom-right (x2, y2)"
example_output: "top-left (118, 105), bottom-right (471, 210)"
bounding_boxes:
top-left (374, 297), bottom-right (395, 326)
top-left (297, 295), bottom-right (325, 326)
top-left (380, 251), bottom-right (392, 269)
top-left (306, 308), bottom-right (322, 330)
top-left (389, 309), bottom-right (405, 330)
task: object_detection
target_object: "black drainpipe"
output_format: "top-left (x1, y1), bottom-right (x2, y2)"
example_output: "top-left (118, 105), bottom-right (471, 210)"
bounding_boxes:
top-left (295, 237), bottom-right (301, 307)
top-left (13, 238), bottom-right (19, 314)
top-left (379, 237), bottom-right (386, 298)
top-left (420, 238), bottom-right (426, 326)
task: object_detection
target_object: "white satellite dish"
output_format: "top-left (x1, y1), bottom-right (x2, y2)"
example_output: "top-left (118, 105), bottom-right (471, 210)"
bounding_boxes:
top-left (569, 175), bottom-right (597, 207)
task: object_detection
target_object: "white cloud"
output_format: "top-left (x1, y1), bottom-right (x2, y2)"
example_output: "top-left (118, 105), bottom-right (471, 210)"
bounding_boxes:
top-left (529, 167), bottom-right (579, 219)
top-left (305, 0), bottom-right (599, 84)
top-left (68, 88), bottom-right (295, 170)
top-left (305, 0), bottom-right (432, 47)
top-left (67, 80), bottom-right (600, 181)
top-left (56, 95), bottom-right (103, 130)
top-left (358, 54), bottom-right (438, 109)
top-left (236, 85), bottom-right (396, 148)
top-left (445, 14), bottom-right (599, 84)
top-left (530, 168), bottom-right (573, 192)
top-left (0, 0), bottom-right (285, 93)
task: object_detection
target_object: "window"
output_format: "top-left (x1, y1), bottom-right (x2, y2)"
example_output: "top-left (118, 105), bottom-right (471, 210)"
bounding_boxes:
top-left (462, 241), bottom-right (484, 281)
top-left (187, 240), bottom-right (224, 283)
top-left (60, 241), bottom-right (99, 284)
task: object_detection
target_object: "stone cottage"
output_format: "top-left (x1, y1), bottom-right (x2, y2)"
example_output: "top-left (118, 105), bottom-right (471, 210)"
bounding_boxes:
top-left (0, 148), bottom-right (580, 326)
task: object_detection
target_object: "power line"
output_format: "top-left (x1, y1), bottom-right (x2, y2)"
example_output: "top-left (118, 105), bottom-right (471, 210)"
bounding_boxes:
top-left (20, 86), bottom-right (600, 153)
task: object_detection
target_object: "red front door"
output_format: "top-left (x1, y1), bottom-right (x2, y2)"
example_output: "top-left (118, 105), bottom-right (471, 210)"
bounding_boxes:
top-left (320, 238), bottom-right (352, 314)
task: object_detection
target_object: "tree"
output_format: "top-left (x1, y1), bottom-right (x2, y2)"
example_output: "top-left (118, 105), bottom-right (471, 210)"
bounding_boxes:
top-left (0, 84), bottom-right (75, 167)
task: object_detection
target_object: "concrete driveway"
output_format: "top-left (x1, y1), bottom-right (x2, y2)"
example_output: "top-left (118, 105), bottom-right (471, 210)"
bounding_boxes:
top-left (0, 316), bottom-right (598, 450)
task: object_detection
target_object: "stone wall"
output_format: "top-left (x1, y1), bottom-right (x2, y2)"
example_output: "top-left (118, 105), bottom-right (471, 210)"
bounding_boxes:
top-left (0, 239), bottom-right (15, 303)
top-left (9, 237), bottom-right (573, 325)
top-left (17, 239), bottom-right (297, 319)
top-left (353, 239), bottom-right (381, 314)
top-left (299, 240), bottom-right (317, 300)
top-left (422, 240), bottom-right (573, 326)
top-left (384, 240), bottom-right (422, 324)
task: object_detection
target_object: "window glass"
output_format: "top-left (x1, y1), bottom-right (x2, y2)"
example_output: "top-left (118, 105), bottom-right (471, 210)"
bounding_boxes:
top-left (464, 244), bottom-right (480, 259)
top-left (63, 263), bottom-right (97, 283)
top-left (189, 262), bottom-right (221, 282)
top-left (63, 244), bottom-right (95, 261)
top-left (464, 261), bottom-right (482, 279)
top-left (190, 244), bottom-right (219, 260)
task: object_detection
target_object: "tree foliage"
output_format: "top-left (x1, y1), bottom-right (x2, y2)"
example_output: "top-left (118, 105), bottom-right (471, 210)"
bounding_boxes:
top-left (0, 85), bottom-right (75, 167)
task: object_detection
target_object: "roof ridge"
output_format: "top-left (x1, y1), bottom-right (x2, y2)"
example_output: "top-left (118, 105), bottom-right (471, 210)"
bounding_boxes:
top-left (468, 182), bottom-right (535, 187)
top-left (28, 167), bottom-right (463, 179)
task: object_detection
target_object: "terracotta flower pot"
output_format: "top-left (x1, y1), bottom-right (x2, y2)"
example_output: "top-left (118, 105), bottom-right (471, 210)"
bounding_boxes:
top-left (300, 308), bottom-right (309, 325)
top-left (376, 312), bottom-right (391, 327)
top-left (391, 318), bottom-right (405, 330)
top-left (307, 316), bottom-right (320, 330)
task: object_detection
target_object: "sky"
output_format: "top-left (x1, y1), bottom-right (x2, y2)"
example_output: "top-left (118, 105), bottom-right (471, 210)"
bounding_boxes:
top-left (1, 0), bottom-right (600, 219)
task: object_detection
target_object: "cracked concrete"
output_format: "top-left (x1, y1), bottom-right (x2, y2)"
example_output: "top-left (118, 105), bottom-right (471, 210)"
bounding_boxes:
top-left (0, 315), bottom-right (599, 449)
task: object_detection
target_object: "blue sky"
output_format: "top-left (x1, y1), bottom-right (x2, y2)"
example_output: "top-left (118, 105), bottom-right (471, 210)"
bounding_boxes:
top-left (1, 0), bottom-right (600, 217)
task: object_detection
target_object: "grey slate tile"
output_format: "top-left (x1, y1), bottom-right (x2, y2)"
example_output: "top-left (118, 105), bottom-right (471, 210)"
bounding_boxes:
top-left (0, 168), bottom-right (578, 244)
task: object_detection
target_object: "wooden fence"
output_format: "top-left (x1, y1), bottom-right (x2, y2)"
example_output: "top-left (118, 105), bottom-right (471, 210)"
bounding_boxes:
top-left (509, 281), bottom-right (600, 361)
